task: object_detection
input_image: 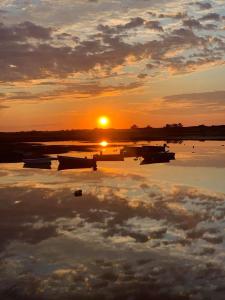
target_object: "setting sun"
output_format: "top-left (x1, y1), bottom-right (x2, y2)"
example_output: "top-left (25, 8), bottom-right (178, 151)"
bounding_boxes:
top-left (100, 140), bottom-right (108, 147)
top-left (98, 116), bottom-right (110, 128)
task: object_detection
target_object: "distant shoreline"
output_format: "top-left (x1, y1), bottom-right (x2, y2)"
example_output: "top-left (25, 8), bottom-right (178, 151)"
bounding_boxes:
top-left (0, 125), bottom-right (225, 143)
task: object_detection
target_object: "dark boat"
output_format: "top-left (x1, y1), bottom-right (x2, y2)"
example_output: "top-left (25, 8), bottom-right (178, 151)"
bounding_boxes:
top-left (93, 152), bottom-right (124, 161)
top-left (141, 151), bottom-right (175, 161)
top-left (121, 144), bottom-right (167, 158)
top-left (58, 155), bottom-right (97, 170)
top-left (120, 146), bottom-right (141, 158)
top-left (141, 144), bottom-right (167, 154)
top-left (23, 157), bottom-right (51, 164)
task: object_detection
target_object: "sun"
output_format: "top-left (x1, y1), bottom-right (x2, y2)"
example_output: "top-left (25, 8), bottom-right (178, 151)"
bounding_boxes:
top-left (100, 140), bottom-right (108, 147)
top-left (98, 116), bottom-right (109, 128)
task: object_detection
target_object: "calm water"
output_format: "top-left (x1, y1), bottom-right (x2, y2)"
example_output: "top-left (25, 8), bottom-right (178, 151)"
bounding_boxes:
top-left (0, 140), bottom-right (225, 299)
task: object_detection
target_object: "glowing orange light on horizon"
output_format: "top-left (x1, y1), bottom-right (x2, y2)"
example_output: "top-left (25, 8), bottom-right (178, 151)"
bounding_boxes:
top-left (98, 116), bottom-right (109, 128)
top-left (100, 141), bottom-right (108, 147)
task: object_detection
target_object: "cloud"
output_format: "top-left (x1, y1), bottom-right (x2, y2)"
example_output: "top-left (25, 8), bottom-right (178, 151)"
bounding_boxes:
top-left (183, 18), bottom-right (203, 29)
top-left (195, 2), bottom-right (212, 10)
top-left (145, 20), bottom-right (163, 31)
top-left (97, 17), bottom-right (145, 34)
top-left (0, 81), bottom-right (143, 102)
top-left (163, 90), bottom-right (225, 113)
top-left (158, 12), bottom-right (187, 19)
top-left (164, 90), bottom-right (225, 104)
top-left (0, 20), bottom-right (208, 83)
top-left (199, 13), bottom-right (221, 21)
top-left (0, 0), bottom-right (223, 113)
top-left (137, 73), bottom-right (148, 79)
top-left (0, 21), bottom-right (52, 42)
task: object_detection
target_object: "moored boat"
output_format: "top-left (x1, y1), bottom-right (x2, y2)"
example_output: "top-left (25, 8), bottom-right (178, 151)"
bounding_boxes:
top-left (58, 155), bottom-right (97, 170)
top-left (141, 151), bottom-right (175, 161)
top-left (23, 157), bottom-right (51, 164)
top-left (121, 144), bottom-right (168, 158)
top-left (141, 144), bottom-right (167, 154)
top-left (120, 146), bottom-right (142, 158)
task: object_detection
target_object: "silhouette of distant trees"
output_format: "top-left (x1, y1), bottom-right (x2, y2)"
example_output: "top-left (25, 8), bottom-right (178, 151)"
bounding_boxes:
top-left (130, 124), bottom-right (152, 129)
top-left (164, 123), bottom-right (183, 128)
top-left (130, 124), bottom-right (139, 129)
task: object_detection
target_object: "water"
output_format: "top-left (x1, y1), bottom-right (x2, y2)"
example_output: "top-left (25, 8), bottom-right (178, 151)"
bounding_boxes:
top-left (0, 140), bottom-right (225, 299)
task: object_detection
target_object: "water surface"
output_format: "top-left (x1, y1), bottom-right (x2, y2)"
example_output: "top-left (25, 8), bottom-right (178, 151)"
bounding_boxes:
top-left (0, 140), bottom-right (225, 299)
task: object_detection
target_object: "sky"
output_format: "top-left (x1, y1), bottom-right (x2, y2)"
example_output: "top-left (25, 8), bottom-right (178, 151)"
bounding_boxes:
top-left (0, 0), bottom-right (224, 131)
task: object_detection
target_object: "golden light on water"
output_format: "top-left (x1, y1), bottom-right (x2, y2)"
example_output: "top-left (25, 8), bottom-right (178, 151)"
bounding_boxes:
top-left (98, 116), bottom-right (109, 127)
top-left (100, 141), bottom-right (108, 147)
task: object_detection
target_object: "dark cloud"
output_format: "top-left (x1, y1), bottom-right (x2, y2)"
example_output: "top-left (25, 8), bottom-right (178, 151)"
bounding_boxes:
top-left (145, 20), bottom-right (163, 31)
top-left (0, 13), bottom-right (222, 86)
top-left (199, 13), bottom-right (221, 21)
top-left (97, 17), bottom-right (145, 34)
top-left (182, 18), bottom-right (218, 30)
top-left (148, 11), bottom-right (157, 17)
top-left (195, 2), bottom-right (212, 10)
top-left (163, 91), bottom-right (225, 112)
top-left (1, 81), bottom-right (143, 101)
top-left (158, 12), bottom-right (187, 19)
top-left (164, 90), bottom-right (225, 104)
top-left (164, 54), bottom-right (223, 74)
top-left (183, 18), bottom-right (203, 29)
top-left (0, 21), bottom-right (52, 42)
top-left (137, 73), bottom-right (148, 79)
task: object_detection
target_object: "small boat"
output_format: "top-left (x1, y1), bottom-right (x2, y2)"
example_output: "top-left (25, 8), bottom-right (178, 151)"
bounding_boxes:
top-left (58, 155), bottom-right (97, 170)
top-left (141, 144), bottom-right (167, 154)
top-left (23, 157), bottom-right (51, 164)
top-left (121, 144), bottom-right (167, 158)
top-left (142, 152), bottom-right (175, 161)
top-left (120, 146), bottom-right (141, 158)
top-left (93, 153), bottom-right (124, 161)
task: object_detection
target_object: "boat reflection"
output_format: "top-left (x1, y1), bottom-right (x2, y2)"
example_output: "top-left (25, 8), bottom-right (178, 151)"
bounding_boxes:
top-left (93, 152), bottom-right (124, 161)
top-left (23, 163), bottom-right (52, 169)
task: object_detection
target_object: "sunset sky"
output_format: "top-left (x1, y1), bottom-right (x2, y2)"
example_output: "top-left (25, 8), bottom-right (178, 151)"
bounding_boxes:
top-left (0, 0), bottom-right (224, 131)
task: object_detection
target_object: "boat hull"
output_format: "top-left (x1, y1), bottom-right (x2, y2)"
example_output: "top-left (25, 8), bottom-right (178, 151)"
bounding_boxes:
top-left (121, 145), bottom-right (167, 158)
top-left (58, 155), bottom-right (97, 170)
top-left (23, 158), bottom-right (51, 164)
top-left (141, 152), bottom-right (175, 161)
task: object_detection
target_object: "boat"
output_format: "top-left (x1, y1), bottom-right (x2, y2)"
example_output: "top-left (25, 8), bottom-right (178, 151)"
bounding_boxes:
top-left (141, 151), bottom-right (175, 161)
top-left (93, 153), bottom-right (124, 161)
top-left (58, 155), bottom-right (97, 170)
top-left (23, 157), bottom-right (51, 164)
top-left (120, 146), bottom-right (142, 158)
top-left (121, 144), bottom-right (168, 158)
top-left (141, 144), bottom-right (167, 154)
